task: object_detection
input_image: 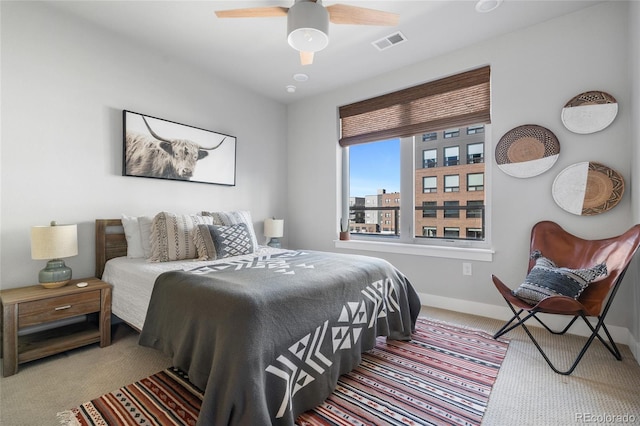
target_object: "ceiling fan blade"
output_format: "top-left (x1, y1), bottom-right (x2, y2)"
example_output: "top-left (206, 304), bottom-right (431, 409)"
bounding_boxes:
top-left (326, 4), bottom-right (399, 26)
top-left (215, 7), bottom-right (289, 19)
top-left (300, 51), bottom-right (314, 66)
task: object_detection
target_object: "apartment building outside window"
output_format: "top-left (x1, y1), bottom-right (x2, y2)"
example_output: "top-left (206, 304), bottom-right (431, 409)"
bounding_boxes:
top-left (423, 176), bottom-right (437, 193)
top-left (467, 124), bottom-right (485, 135)
top-left (444, 146), bottom-right (460, 166)
top-left (423, 149), bottom-right (437, 168)
top-left (467, 173), bottom-right (484, 191)
top-left (422, 132), bottom-right (437, 142)
top-left (444, 227), bottom-right (460, 238)
top-left (444, 201), bottom-right (460, 218)
top-left (422, 201), bottom-right (437, 218)
top-left (467, 143), bottom-right (484, 164)
top-left (444, 128), bottom-right (460, 139)
top-left (444, 175), bottom-right (460, 192)
top-left (339, 66), bottom-right (490, 248)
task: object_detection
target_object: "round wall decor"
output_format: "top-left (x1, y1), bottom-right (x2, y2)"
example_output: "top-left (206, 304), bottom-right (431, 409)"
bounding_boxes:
top-left (552, 162), bottom-right (624, 216)
top-left (495, 124), bottom-right (560, 178)
top-left (561, 91), bottom-right (618, 134)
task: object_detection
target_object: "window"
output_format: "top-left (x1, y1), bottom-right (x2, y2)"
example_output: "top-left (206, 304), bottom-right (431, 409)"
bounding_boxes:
top-left (467, 143), bottom-right (484, 164)
top-left (444, 227), bottom-right (460, 238)
top-left (444, 128), bottom-right (460, 138)
top-left (444, 146), bottom-right (459, 166)
top-left (339, 66), bottom-right (491, 251)
top-left (467, 124), bottom-right (485, 135)
top-left (466, 200), bottom-right (484, 218)
top-left (466, 228), bottom-right (483, 239)
top-left (422, 201), bottom-right (437, 218)
top-left (423, 176), bottom-right (437, 193)
top-left (422, 132), bottom-right (437, 142)
top-left (444, 175), bottom-right (460, 192)
top-left (444, 201), bottom-right (460, 218)
top-left (423, 226), bottom-right (437, 237)
top-left (423, 149), bottom-right (437, 168)
top-left (467, 173), bottom-right (484, 191)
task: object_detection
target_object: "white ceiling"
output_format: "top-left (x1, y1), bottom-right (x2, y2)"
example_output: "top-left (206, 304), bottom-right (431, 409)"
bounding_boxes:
top-left (47, 0), bottom-right (605, 104)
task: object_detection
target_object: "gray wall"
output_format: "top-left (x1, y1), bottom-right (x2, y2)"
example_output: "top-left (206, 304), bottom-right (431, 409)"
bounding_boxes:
top-left (0, 2), bottom-right (288, 287)
top-left (630, 0), bottom-right (640, 347)
top-left (1, 1), bottom-right (638, 355)
top-left (287, 2), bottom-right (639, 350)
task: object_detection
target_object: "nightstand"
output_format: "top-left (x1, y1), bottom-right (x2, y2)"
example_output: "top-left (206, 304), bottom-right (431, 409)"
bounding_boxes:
top-left (1, 277), bottom-right (112, 377)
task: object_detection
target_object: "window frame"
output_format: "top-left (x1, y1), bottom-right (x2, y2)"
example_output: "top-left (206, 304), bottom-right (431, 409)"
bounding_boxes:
top-left (443, 146), bottom-right (460, 166)
top-left (337, 66), bottom-right (493, 260)
top-left (467, 142), bottom-right (485, 164)
top-left (444, 174), bottom-right (460, 193)
top-left (339, 128), bottom-right (493, 261)
top-left (422, 176), bottom-right (437, 193)
top-left (467, 172), bottom-right (484, 191)
top-left (423, 149), bottom-right (437, 168)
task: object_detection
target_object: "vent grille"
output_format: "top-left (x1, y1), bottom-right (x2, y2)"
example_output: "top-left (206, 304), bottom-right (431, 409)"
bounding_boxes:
top-left (372, 31), bottom-right (407, 51)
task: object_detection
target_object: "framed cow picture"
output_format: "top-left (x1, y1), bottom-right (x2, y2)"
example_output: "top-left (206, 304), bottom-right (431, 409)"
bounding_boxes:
top-left (122, 110), bottom-right (237, 186)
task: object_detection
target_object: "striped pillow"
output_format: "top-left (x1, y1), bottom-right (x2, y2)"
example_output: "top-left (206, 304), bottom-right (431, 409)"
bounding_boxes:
top-left (513, 250), bottom-right (607, 305)
top-left (150, 212), bottom-right (212, 262)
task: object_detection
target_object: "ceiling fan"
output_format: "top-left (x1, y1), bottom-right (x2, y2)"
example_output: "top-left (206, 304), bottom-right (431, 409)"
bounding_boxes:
top-left (215, 0), bottom-right (399, 65)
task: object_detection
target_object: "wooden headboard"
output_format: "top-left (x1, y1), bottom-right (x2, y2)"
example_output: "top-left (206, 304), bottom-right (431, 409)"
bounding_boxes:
top-left (95, 219), bottom-right (127, 279)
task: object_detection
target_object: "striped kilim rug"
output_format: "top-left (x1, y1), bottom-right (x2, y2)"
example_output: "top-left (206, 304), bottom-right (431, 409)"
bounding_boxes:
top-left (58, 318), bottom-right (508, 426)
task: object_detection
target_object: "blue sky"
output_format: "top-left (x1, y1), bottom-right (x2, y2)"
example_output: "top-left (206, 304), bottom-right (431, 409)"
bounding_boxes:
top-left (349, 138), bottom-right (400, 197)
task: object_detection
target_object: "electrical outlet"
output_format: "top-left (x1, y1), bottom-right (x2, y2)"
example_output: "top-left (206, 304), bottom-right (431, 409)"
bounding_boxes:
top-left (462, 262), bottom-right (472, 276)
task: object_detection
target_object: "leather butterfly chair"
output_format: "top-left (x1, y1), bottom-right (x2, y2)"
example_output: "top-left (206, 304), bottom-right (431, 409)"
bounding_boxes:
top-left (492, 221), bottom-right (640, 375)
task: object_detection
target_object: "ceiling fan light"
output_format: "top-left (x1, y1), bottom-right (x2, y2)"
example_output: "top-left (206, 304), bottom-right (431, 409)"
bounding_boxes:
top-left (287, 1), bottom-right (329, 52)
top-left (475, 0), bottom-right (503, 13)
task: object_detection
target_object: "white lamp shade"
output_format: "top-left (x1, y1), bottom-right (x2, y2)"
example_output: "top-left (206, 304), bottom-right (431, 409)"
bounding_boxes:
top-left (264, 218), bottom-right (284, 238)
top-left (287, 1), bottom-right (329, 52)
top-left (31, 224), bottom-right (78, 260)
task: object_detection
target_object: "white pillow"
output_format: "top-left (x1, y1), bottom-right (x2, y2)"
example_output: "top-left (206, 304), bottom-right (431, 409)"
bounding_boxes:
top-left (138, 216), bottom-right (153, 258)
top-left (121, 214), bottom-right (144, 258)
top-left (121, 214), bottom-right (154, 259)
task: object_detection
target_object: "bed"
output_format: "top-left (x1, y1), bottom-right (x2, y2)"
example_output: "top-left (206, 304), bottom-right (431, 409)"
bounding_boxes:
top-left (95, 218), bottom-right (421, 426)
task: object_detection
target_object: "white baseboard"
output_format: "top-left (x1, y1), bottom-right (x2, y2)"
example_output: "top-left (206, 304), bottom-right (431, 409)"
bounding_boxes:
top-left (630, 334), bottom-right (640, 362)
top-left (417, 292), bottom-right (640, 364)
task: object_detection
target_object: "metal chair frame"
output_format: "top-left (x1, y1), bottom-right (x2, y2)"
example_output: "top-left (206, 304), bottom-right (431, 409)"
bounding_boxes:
top-left (492, 221), bottom-right (640, 375)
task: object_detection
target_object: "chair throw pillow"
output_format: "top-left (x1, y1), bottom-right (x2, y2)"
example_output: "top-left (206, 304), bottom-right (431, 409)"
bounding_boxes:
top-left (512, 250), bottom-right (607, 305)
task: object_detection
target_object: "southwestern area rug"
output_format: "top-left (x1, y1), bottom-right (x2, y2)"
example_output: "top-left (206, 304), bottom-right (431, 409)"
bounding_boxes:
top-left (58, 318), bottom-right (509, 426)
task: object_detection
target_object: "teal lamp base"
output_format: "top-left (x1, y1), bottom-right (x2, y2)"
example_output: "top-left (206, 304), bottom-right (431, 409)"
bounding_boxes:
top-left (267, 238), bottom-right (281, 248)
top-left (39, 259), bottom-right (72, 288)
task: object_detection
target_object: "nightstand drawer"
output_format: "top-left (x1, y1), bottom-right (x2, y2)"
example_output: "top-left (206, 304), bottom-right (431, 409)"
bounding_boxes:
top-left (18, 290), bottom-right (101, 328)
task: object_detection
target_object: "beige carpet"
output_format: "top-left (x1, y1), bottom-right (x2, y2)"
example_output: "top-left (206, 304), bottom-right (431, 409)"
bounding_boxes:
top-left (1, 307), bottom-right (640, 425)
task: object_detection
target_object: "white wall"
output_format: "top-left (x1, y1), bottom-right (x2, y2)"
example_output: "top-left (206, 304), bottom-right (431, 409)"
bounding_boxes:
top-left (288, 2), bottom-right (636, 330)
top-left (0, 2), bottom-right (288, 288)
top-left (630, 0), bottom-right (640, 354)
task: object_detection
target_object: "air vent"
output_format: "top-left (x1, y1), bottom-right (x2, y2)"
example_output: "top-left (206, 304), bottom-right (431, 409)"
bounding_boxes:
top-left (372, 31), bottom-right (407, 51)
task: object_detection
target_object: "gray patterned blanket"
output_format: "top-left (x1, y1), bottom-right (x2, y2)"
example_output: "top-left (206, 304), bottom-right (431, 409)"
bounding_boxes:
top-left (139, 250), bottom-right (421, 426)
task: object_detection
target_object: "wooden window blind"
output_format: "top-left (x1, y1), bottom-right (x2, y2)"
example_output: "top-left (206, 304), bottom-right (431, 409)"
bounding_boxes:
top-left (339, 66), bottom-right (491, 147)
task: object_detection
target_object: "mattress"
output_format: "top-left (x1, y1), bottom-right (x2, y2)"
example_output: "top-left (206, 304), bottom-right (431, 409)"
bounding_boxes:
top-left (102, 246), bottom-right (284, 330)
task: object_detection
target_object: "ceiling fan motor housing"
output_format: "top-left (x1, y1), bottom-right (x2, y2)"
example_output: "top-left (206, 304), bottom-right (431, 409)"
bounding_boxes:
top-left (287, 0), bottom-right (330, 52)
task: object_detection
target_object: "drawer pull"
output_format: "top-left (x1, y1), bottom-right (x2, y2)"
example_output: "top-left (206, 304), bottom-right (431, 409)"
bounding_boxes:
top-left (54, 305), bottom-right (72, 311)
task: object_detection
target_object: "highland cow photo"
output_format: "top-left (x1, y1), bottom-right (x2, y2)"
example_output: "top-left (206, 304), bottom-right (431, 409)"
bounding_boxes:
top-left (123, 110), bottom-right (236, 186)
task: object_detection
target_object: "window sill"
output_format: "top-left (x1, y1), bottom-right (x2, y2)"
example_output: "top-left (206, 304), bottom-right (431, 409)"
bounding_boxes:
top-left (334, 239), bottom-right (493, 261)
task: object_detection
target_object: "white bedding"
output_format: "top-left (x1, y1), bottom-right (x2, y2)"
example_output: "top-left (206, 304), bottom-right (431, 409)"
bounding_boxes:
top-left (102, 246), bottom-right (284, 330)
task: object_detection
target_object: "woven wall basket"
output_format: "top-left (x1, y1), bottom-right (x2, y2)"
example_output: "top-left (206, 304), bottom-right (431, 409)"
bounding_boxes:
top-left (552, 162), bottom-right (624, 216)
top-left (561, 91), bottom-right (618, 134)
top-left (495, 124), bottom-right (560, 178)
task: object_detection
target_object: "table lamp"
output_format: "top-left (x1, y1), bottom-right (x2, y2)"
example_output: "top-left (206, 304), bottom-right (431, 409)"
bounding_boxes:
top-left (31, 221), bottom-right (78, 288)
top-left (264, 218), bottom-right (284, 248)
